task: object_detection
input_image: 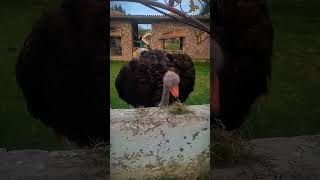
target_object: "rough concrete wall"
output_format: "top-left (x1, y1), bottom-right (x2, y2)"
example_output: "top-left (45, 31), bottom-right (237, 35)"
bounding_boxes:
top-left (151, 22), bottom-right (210, 60)
top-left (0, 149), bottom-right (109, 180)
top-left (110, 21), bottom-right (133, 61)
top-left (2, 135), bottom-right (320, 180)
top-left (110, 104), bottom-right (210, 179)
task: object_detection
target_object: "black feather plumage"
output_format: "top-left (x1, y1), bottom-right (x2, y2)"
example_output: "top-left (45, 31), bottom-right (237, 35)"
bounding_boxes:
top-left (15, 0), bottom-right (108, 147)
top-left (115, 49), bottom-right (196, 107)
top-left (212, 0), bottom-right (274, 130)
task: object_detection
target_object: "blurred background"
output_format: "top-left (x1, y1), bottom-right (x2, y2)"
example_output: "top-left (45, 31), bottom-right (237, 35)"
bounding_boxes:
top-left (0, 0), bottom-right (319, 150)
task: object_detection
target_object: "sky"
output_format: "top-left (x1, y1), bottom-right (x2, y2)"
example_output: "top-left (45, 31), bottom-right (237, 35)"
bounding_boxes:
top-left (110, 0), bottom-right (204, 29)
top-left (110, 0), bottom-right (203, 15)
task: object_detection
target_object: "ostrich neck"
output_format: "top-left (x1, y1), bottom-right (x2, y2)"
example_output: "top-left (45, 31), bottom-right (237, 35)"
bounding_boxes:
top-left (159, 85), bottom-right (170, 107)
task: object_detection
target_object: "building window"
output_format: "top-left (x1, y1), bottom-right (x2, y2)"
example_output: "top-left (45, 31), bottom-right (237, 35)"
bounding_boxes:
top-left (163, 37), bottom-right (183, 51)
top-left (110, 37), bottom-right (122, 56)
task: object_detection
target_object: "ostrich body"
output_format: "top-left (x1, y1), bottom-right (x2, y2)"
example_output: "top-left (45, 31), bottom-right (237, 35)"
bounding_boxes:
top-left (115, 49), bottom-right (195, 108)
top-left (15, 0), bottom-right (108, 147)
top-left (212, 0), bottom-right (274, 130)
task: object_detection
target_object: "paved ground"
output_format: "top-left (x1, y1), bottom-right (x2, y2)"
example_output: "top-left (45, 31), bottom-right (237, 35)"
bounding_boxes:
top-left (1, 135), bottom-right (320, 180)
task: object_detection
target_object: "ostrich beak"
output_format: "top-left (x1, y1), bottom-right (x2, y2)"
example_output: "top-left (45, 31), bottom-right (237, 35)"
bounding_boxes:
top-left (169, 85), bottom-right (179, 98)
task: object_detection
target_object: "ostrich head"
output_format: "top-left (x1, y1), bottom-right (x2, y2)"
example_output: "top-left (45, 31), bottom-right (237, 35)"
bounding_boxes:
top-left (159, 70), bottom-right (180, 106)
top-left (163, 70), bottom-right (180, 98)
top-left (134, 48), bottom-right (149, 60)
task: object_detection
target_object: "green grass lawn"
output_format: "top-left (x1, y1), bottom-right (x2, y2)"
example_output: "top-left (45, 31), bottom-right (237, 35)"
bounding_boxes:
top-left (164, 42), bottom-right (181, 51)
top-left (0, 1), bottom-right (64, 150)
top-left (110, 60), bottom-right (210, 109)
top-left (240, 0), bottom-right (320, 138)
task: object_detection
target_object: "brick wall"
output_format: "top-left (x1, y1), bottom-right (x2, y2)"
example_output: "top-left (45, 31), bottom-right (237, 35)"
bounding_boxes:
top-left (151, 22), bottom-right (210, 60)
top-left (110, 21), bottom-right (133, 60)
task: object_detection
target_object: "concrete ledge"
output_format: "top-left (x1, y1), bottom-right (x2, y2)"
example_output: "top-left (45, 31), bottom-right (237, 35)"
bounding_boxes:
top-left (213, 135), bottom-right (320, 180)
top-left (110, 104), bottom-right (210, 179)
top-left (1, 105), bottom-right (320, 180)
top-left (0, 149), bottom-right (108, 180)
top-left (1, 135), bottom-right (320, 180)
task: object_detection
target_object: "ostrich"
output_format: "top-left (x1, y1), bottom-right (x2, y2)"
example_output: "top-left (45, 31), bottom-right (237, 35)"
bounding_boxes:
top-left (212, 0), bottom-right (274, 130)
top-left (115, 49), bottom-right (195, 108)
top-left (15, 0), bottom-right (108, 148)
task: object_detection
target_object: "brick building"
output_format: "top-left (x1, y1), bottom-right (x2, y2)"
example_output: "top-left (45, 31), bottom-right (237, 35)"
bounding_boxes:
top-left (110, 10), bottom-right (210, 60)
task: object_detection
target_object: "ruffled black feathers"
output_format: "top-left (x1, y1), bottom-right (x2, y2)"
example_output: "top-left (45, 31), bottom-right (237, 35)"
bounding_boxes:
top-left (16, 0), bottom-right (108, 147)
top-left (115, 49), bottom-right (195, 107)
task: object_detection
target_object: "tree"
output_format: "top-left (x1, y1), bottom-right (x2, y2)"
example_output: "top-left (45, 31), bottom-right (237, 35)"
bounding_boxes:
top-left (110, 4), bottom-right (126, 14)
top-left (138, 25), bottom-right (150, 36)
top-left (199, 1), bottom-right (209, 15)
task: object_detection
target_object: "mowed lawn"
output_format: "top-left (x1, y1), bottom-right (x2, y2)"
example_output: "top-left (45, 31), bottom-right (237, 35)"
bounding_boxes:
top-left (240, 0), bottom-right (320, 138)
top-left (0, 1), bottom-right (64, 150)
top-left (110, 61), bottom-right (210, 109)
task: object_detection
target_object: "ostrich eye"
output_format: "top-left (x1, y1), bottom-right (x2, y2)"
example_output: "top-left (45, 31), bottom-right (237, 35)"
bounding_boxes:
top-left (141, 51), bottom-right (147, 56)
